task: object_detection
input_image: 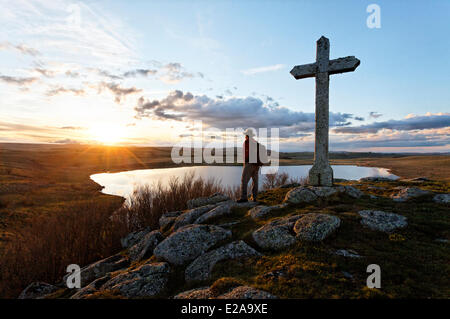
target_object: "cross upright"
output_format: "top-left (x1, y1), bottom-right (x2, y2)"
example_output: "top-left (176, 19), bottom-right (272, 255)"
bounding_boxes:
top-left (290, 36), bottom-right (360, 186)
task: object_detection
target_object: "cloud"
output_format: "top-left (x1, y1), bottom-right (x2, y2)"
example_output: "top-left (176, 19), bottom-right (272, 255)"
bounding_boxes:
top-left (100, 82), bottom-right (142, 103)
top-left (334, 113), bottom-right (450, 134)
top-left (53, 138), bottom-right (80, 144)
top-left (369, 111), bottom-right (382, 119)
top-left (0, 75), bottom-right (38, 86)
top-left (59, 126), bottom-right (85, 130)
top-left (157, 62), bottom-right (202, 84)
top-left (0, 42), bottom-right (41, 56)
top-left (34, 68), bottom-right (55, 78)
top-left (134, 90), bottom-right (357, 136)
top-left (241, 64), bottom-right (285, 75)
top-left (46, 86), bottom-right (85, 96)
top-left (123, 69), bottom-right (157, 78)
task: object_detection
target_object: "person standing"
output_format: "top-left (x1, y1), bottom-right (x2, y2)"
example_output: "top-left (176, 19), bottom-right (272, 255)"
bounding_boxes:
top-left (237, 128), bottom-right (267, 203)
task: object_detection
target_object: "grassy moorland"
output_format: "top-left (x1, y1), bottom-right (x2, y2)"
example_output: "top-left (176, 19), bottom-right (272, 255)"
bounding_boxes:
top-left (0, 143), bottom-right (448, 298)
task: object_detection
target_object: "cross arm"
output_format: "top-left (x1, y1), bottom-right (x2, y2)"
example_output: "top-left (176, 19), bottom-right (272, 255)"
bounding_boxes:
top-left (328, 56), bottom-right (360, 75)
top-left (290, 62), bottom-right (317, 79)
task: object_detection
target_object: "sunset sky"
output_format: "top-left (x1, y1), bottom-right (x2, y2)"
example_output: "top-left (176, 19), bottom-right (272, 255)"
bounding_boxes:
top-left (0, 0), bottom-right (449, 152)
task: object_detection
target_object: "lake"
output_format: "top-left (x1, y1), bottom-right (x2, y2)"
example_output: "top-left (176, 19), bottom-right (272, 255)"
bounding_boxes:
top-left (91, 165), bottom-right (398, 199)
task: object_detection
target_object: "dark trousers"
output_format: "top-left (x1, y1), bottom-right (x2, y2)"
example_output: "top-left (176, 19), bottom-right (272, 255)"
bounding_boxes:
top-left (240, 163), bottom-right (260, 200)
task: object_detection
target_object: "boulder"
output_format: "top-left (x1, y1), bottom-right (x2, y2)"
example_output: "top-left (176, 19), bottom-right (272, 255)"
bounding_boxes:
top-left (185, 241), bottom-right (261, 282)
top-left (120, 227), bottom-right (151, 249)
top-left (173, 205), bottom-right (216, 230)
top-left (341, 186), bottom-right (364, 199)
top-left (391, 187), bottom-right (431, 201)
top-left (217, 286), bottom-right (277, 299)
top-left (173, 287), bottom-right (213, 299)
top-left (187, 193), bottom-right (230, 209)
top-left (18, 282), bottom-right (58, 299)
top-left (154, 224), bottom-right (232, 265)
top-left (159, 211), bottom-right (183, 229)
top-left (194, 201), bottom-right (234, 224)
top-left (433, 194), bottom-right (450, 204)
top-left (70, 274), bottom-right (111, 299)
top-left (334, 249), bottom-right (362, 258)
top-left (309, 186), bottom-right (339, 197)
top-left (293, 213), bottom-right (341, 241)
top-left (252, 215), bottom-right (302, 250)
top-left (101, 262), bottom-right (170, 298)
top-left (128, 230), bottom-right (164, 262)
top-left (359, 210), bottom-right (407, 232)
top-left (284, 187), bottom-right (317, 204)
top-left (248, 204), bottom-right (286, 220)
top-left (63, 253), bottom-right (129, 287)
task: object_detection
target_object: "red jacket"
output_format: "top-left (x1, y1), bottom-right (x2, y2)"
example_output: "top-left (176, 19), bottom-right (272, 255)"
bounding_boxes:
top-left (244, 140), bottom-right (263, 165)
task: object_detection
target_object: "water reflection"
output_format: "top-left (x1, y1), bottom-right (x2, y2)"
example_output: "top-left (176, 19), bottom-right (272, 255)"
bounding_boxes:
top-left (91, 165), bottom-right (398, 199)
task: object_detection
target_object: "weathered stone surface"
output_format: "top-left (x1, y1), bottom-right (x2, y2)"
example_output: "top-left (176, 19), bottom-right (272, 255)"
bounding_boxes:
top-left (185, 241), bottom-right (261, 282)
top-left (173, 287), bottom-right (213, 299)
top-left (173, 205), bottom-right (216, 230)
top-left (293, 213), bottom-right (340, 241)
top-left (341, 185), bottom-right (364, 198)
top-left (120, 227), bottom-right (151, 249)
top-left (18, 282), bottom-right (58, 299)
top-left (248, 204), bottom-right (287, 220)
top-left (284, 187), bottom-right (318, 204)
top-left (334, 249), bottom-right (362, 258)
top-left (63, 253), bottom-right (129, 287)
top-left (159, 211), bottom-right (183, 229)
top-left (187, 193), bottom-right (230, 209)
top-left (217, 286), bottom-right (277, 299)
top-left (70, 274), bottom-right (111, 299)
top-left (252, 215), bottom-right (302, 250)
top-left (433, 194), bottom-right (450, 204)
top-left (391, 187), bottom-right (431, 202)
top-left (128, 230), bottom-right (163, 262)
top-left (284, 185), bottom-right (364, 204)
top-left (359, 210), bottom-right (407, 232)
top-left (194, 201), bottom-right (234, 224)
top-left (309, 186), bottom-right (339, 197)
top-left (154, 224), bottom-right (231, 265)
top-left (101, 262), bottom-right (170, 298)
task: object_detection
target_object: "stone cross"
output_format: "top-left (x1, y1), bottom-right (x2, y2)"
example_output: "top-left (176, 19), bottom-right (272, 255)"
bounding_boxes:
top-left (290, 36), bottom-right (360, 186)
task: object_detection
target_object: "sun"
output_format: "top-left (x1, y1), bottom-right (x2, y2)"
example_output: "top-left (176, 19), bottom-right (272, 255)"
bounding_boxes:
top-left (88, 124), bottom-right (126, 145)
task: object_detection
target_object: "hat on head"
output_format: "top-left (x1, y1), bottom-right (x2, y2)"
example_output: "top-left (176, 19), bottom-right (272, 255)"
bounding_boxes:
top-left (243, 128), bottom-right (256, 137)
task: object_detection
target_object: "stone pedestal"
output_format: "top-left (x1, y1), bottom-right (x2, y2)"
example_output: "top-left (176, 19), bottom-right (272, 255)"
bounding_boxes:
top-left (308, 163), bottom-right (333, 187)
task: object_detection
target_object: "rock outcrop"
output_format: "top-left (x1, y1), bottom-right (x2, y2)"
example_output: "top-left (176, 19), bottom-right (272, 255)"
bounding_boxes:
top-left (172, 205), bottom-right (216, 230)
top-left (293, 213), bottom-right (341, 241)
top-left (217, 286), bottom-right (277, 299)
top-left (101, 262), bottom-right (170, 298)
top-left (391, 187), bottom-right (431, 202)
top-left (185, 241), bottom-right (261, 282)
top-left (359, 210), bottom-right (407, 232)
top-left (154, 224), bottom-right (231, 265)
top-left (128, 230), bottom-right (163, 262)
top-left (18, 282), bottom-right (58, 299)
top-left (120, 227), bottom-right (151, 249)
top-left (248, 204), bottom-right (287, 220)
top-left (284, 185), bottom-right (364, 205)
top-left (63, 253), bottom-right (129, 287)
top-left (252, 215), bottom-right (302, 250)
top-left (433, 193), bottom-right (450, 204)
top-left (187, 193), bottom-right (230, 209)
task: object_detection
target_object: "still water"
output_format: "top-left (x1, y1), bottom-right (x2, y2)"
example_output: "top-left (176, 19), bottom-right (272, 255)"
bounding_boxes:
top-left (91, 165), bottom-right (398, 199)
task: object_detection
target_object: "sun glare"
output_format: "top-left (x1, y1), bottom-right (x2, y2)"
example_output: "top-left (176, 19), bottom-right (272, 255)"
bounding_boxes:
top-left (88, 124), bottom-right (126, 145)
